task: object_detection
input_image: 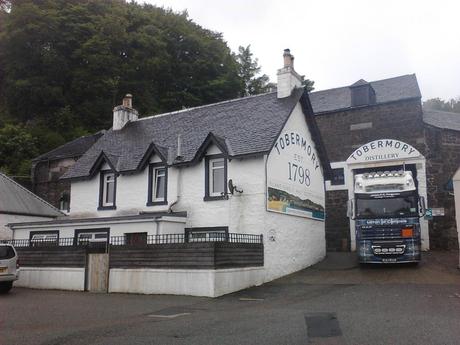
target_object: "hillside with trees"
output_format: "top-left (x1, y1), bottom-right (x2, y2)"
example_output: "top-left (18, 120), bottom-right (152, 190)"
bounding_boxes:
top-left (0, 0), bottom-right (273, 182)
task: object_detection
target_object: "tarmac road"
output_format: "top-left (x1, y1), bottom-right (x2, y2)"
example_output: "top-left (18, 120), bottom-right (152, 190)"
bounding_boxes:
top-left (1, 251), bottom-right (460, 345)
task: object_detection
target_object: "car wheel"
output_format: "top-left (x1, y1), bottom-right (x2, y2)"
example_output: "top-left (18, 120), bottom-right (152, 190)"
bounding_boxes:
top-left (0, 281), bottom-right (13, 294)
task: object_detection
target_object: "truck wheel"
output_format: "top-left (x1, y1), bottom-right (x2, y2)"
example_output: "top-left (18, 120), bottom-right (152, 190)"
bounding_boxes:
top-left (0, 282), bottom-right (13, 293)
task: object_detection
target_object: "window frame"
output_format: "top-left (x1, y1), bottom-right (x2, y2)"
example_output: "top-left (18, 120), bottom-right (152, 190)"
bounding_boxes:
top-left (330, 167), bottom-right (345, 186)
top-left (98, 170), bottom-right (117, 210)
top-left (204, 154), bottom-right (228, 201)
top-left (185, 226), bottom-right (229, 242)
top-left (29, 230), bottom-right (59, 246)
top-left (147, 163), bottom-right (168, 206)
top-left (74, 228), bottom-right (110, 246)
top-left (59, 192), bottom-right (70, 212)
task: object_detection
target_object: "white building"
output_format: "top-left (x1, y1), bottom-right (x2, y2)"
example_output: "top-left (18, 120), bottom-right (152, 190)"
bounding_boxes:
top-left (8, 50), bottom-right (331, 297)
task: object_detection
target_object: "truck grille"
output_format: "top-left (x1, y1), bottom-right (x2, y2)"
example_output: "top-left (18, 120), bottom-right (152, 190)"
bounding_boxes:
top-left (360, 227), bottom-right (402, 240)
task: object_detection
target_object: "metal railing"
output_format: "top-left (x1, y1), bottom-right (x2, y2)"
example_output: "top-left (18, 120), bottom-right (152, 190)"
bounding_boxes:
top-left (110, 233), bottom-right (263, 246)
top-left (2, 233), bottom-right (263, 248)
top-left (1, 237), bottom-right (90, 248)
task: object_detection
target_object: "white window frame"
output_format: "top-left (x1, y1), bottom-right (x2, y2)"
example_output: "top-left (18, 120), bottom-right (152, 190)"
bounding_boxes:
top-left (209, 158), bottom-right (225, 196)
top-left (102, 172), bottom-right (115, 207)
top-left (153, 167), bottom-right (166, 202)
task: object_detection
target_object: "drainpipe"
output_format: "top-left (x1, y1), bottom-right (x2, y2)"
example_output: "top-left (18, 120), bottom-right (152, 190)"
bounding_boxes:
top-left (168, 166), bottom-right (182, 213)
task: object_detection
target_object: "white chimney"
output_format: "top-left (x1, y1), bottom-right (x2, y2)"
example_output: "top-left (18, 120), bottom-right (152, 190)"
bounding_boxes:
top-left (113, 94), bottom-right (138, 130)
top-left (277, 49), bottom-right (302, 98)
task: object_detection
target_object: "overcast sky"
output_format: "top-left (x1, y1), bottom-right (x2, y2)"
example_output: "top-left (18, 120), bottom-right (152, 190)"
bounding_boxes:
top-left (143, 0), bottom-right (459, 100)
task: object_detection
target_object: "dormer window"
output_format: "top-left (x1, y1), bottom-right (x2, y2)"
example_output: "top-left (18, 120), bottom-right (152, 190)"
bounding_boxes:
top-left (204, 155), bottom-right (227, 201)
top-left (147, 164), bottom-right (168, 206)
top-left (99, 171), bottom-right (116, 210)
top-left (350, 79), bottom-right (376, 107)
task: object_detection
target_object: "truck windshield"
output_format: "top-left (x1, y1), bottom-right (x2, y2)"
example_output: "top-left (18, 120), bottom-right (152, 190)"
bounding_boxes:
top-left (356, 195), bottom-right (418, 218)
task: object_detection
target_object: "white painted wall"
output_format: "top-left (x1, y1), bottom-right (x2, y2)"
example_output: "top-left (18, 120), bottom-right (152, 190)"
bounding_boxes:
top-left (1, 214), bottom-right (53, 240)
top-left (109, 267), bottom-right (264, 297)
top-left (12, 216), bottom-right (186, 240)
top-left (15, 267), bottom-right (85, 291)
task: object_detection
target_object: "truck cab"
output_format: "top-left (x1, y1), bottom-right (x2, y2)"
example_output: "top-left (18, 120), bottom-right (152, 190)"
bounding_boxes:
top-left (348, 170), bottom-right (425, 263)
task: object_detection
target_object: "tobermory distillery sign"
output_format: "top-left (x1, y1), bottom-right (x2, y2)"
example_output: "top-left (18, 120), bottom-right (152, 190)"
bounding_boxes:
top-left (267, 126), bottom-right (325, 221)
top-left (346, 139), bottom-right (421, 164)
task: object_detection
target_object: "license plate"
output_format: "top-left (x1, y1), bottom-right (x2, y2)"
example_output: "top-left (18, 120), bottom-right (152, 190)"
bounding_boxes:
top-left (382, 258), bottom-right (397, 263)
top-left (0, 267), bottom-right (6, 273)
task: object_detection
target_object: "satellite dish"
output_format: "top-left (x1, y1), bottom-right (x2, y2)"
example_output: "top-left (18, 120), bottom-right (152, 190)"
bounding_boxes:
top-left (228, 179), bottom-right (235, 195)
top-left (228, 179), bottom-right (243, 194)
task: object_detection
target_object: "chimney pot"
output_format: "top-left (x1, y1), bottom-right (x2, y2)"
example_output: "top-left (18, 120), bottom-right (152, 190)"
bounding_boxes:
top-left (123, 94), bottom-right (133, 108)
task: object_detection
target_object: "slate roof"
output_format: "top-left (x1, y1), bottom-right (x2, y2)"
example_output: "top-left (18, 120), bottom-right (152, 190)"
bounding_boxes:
top-left (33, 131), bottom-right (104, 162)
top-left (63, 89), bottom-right (317, 180)
top-left (0, 172), bottom-right (63, 217)
top-left (309, 74), bottom-right (421, 114)
top-left (423, 108), bottom-right (460, 132)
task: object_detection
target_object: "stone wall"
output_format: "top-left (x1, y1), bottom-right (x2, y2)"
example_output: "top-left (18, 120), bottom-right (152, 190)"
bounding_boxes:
top-left (424, 125), bottom-right (460, 249)
top-left (315, 99), bottom-right (426, 162)
top-left (32, 159), bottom-right (75, 209)
top-left (325, 190), bottom-right (350, 251)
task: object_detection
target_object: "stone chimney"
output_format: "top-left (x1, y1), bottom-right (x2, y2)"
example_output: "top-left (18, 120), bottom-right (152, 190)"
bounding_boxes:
top-left (277, 49), bottom-right (302, 98)
top-left (113, 94), bottom-right (138, 130)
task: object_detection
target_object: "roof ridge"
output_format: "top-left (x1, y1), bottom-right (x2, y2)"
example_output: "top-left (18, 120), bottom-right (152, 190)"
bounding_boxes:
top-left (311, 74), bottom-right (416, 95)
top-left (139, 91), bottom-right (277, 121)
top-left (423, 107), bottom-right (460, 115)
top-left (32, 131), bottom-right (104, 162)
top-left (0, 172), bottom-right (63, 215)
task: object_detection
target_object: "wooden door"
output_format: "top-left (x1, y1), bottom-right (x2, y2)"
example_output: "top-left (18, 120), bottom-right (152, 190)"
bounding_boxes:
top-left (86, 253), bottom-right (109, 292)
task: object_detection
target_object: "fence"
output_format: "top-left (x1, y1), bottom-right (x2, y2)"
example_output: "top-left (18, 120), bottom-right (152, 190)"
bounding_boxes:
top-left (3, 233), bottom-right (263, 248)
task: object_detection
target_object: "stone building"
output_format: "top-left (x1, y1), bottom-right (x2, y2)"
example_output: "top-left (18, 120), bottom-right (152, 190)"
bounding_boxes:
top-left (309, 75), bottom-right (460, 251)
top-left (32, 132), bottom-right (104, 211)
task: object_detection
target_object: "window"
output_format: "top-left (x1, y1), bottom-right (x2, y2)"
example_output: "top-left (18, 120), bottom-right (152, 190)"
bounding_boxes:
top-left (147, 164), bottom-right (168, 206)
top-left (74, 229), bottom-right (109, 246)
top-left (331, 168), bottom-right (345, 186)
top-left (59, 192), bottom-right (70, 212)
top-left (99, 171), bottom-right (116, 210)
top-left (185, 227), bottom-right (228, 242)
top-left (205, 156), bottom-right (227, 200)
top-left (0, 246), bottom-right (15, 259)
top-left (29, 231), bottom-right (59, 246)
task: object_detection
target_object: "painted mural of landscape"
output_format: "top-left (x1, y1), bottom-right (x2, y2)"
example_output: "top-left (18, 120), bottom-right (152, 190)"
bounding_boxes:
top-left (267, 187), bottom-right (325, 220)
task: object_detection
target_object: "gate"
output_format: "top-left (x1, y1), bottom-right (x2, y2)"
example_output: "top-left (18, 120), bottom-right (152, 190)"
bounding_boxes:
top-left (86, 253), bottom-right (109, 292)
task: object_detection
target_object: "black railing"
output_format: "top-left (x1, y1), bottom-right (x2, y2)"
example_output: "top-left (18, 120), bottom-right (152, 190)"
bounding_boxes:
top-left (1, 237), bottom-right (90, 248)
top-left (2, 233), bottom-right (263, 248)
top-left (110, 233), bottom-right (262, 246)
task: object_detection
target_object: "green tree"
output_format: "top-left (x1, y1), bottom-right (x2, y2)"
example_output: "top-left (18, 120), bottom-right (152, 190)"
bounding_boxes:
top-left (0, 124), bottom-right (38, 177)
top-left (423, 97), bottom-right (460, 114)
top-left (236, 45), bottom-right (270, 96)
top-left (301, 77), bottom-right (315, 93)
top-left (0, 0), bottom-right (243, 129)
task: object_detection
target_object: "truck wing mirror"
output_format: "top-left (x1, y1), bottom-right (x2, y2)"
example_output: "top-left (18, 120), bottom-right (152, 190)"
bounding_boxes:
top-left (347, 199), bottom-right (355, 220)
top-left (419, 196), bottom-right (426, 217)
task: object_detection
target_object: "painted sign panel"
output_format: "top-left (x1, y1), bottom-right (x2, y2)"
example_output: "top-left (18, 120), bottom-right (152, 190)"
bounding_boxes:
top-left (346, 139), bottom-right (421, 164)
top-left (267, 109), bottom-right (324, 220)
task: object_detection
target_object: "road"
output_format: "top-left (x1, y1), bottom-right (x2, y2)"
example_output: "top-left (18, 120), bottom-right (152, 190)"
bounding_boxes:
top-left (1, 251), bottom-right (460, 345)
